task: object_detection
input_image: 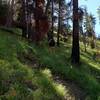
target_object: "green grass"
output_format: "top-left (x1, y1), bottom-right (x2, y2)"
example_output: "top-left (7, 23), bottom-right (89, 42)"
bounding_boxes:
top-left (28, 38), bottom-right (100, 100)
top-left (0, 29), bottom-right (100, 100)
top-left (0, 29), bottom-right (71, 100)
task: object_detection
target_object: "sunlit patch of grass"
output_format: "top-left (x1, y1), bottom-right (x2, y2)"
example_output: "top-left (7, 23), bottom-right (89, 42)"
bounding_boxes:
top-left (54, 83), bottom-right (67, 97)
top-left (88, 62), bottom-right (100, 70)
top-left (81, 54), bottom-right (100, 70)
top-left (41, 69), bottom-right (52, 78)
top-left (40, 68), bottom-right (70, 99)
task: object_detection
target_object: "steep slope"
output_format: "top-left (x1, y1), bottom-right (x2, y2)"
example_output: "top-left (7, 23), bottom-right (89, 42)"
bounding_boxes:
top-left (0, 28), bottom-right (100, 100)
top-left (0, 29), bottom-right (77, 100)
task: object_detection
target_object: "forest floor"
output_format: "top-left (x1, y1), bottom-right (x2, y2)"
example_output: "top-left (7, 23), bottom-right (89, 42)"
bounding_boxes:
top-left (0, 28), bottom-right (100, 100)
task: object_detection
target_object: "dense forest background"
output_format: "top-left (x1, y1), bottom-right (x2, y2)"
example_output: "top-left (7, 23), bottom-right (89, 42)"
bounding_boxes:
top-left (0, 0), bottom-right (100, 100)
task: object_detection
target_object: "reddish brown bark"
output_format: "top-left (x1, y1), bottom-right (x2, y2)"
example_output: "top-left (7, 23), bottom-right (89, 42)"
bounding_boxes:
top-left (33, 0), bottom-right (49, 42)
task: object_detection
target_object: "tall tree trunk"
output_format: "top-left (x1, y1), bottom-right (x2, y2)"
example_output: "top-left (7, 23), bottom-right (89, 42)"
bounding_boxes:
top-left (71, 0), bottom-right (80, 64)
top-left (34, 0), bottom-right (40, 42)
top-left (21, 0), bottom-right (27, 38)
top-left (26, 0), bottom-right (31, 39)
top-left (45, 0), bottom-right (51, 15)
top-left (6, 0), bottom-right (14, 27)
top-left (47, 0), bottom-right (54, 42)
top-left (57, 0), bottom-right (61, 46)
top-left (51, 0), bottom-right (54, 37)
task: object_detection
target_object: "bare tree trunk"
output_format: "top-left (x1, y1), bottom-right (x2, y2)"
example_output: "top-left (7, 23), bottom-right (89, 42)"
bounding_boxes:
top-left (21, 0), bottom-right (27, 38)
top-left (47, 0), bottom-right (55, 42)
top-left (57, 0), bottom-right (61, 46)
top-left (71, 0), bottom-right (80, 64)
top-left (45, 0), bottom-right (51, 15)
top-left (34, 0), bottom-right (41, 42)
top-left (51, 0), bottom-right (54, 37)
top-left (6, 0), bottom-right (14, 27)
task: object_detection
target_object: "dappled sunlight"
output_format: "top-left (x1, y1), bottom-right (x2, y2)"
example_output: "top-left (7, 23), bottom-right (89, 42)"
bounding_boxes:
top-left (0, 29), bottom-right (100, 99)
top-left (40, 68), bottom-right (74, 99)
top-left (88, 62), bottom-right (100, 70)
top-left (41, 68), bottom-right (52, 78)
top-left (54, 83), bottom-right (69, 98)
top-left (0, 0), bottom-right (100, 98)
top-left (81, 55), bottom-right (100, 70)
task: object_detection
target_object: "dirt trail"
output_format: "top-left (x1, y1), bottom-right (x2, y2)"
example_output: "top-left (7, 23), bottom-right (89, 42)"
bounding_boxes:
top-left (17, 51), bottom-right (87, 100)
top-left (54, 75), bottom-right (86, 100)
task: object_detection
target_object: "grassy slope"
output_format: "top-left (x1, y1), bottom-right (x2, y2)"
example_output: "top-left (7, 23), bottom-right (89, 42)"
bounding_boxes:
top-left (0, 29), bottom-right (69, 100)
top-left (30, 40), bottom-right (100, 100)
top-left (0, 29), bottom-right (100, 100)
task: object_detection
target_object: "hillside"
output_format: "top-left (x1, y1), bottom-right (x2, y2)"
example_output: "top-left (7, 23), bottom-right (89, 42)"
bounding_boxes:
top-left (0, 28), bottom-right (100, 100)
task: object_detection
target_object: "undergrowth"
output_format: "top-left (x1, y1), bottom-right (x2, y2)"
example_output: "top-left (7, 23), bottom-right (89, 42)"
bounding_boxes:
top-left (0, 29), bottom-right (100, 100)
